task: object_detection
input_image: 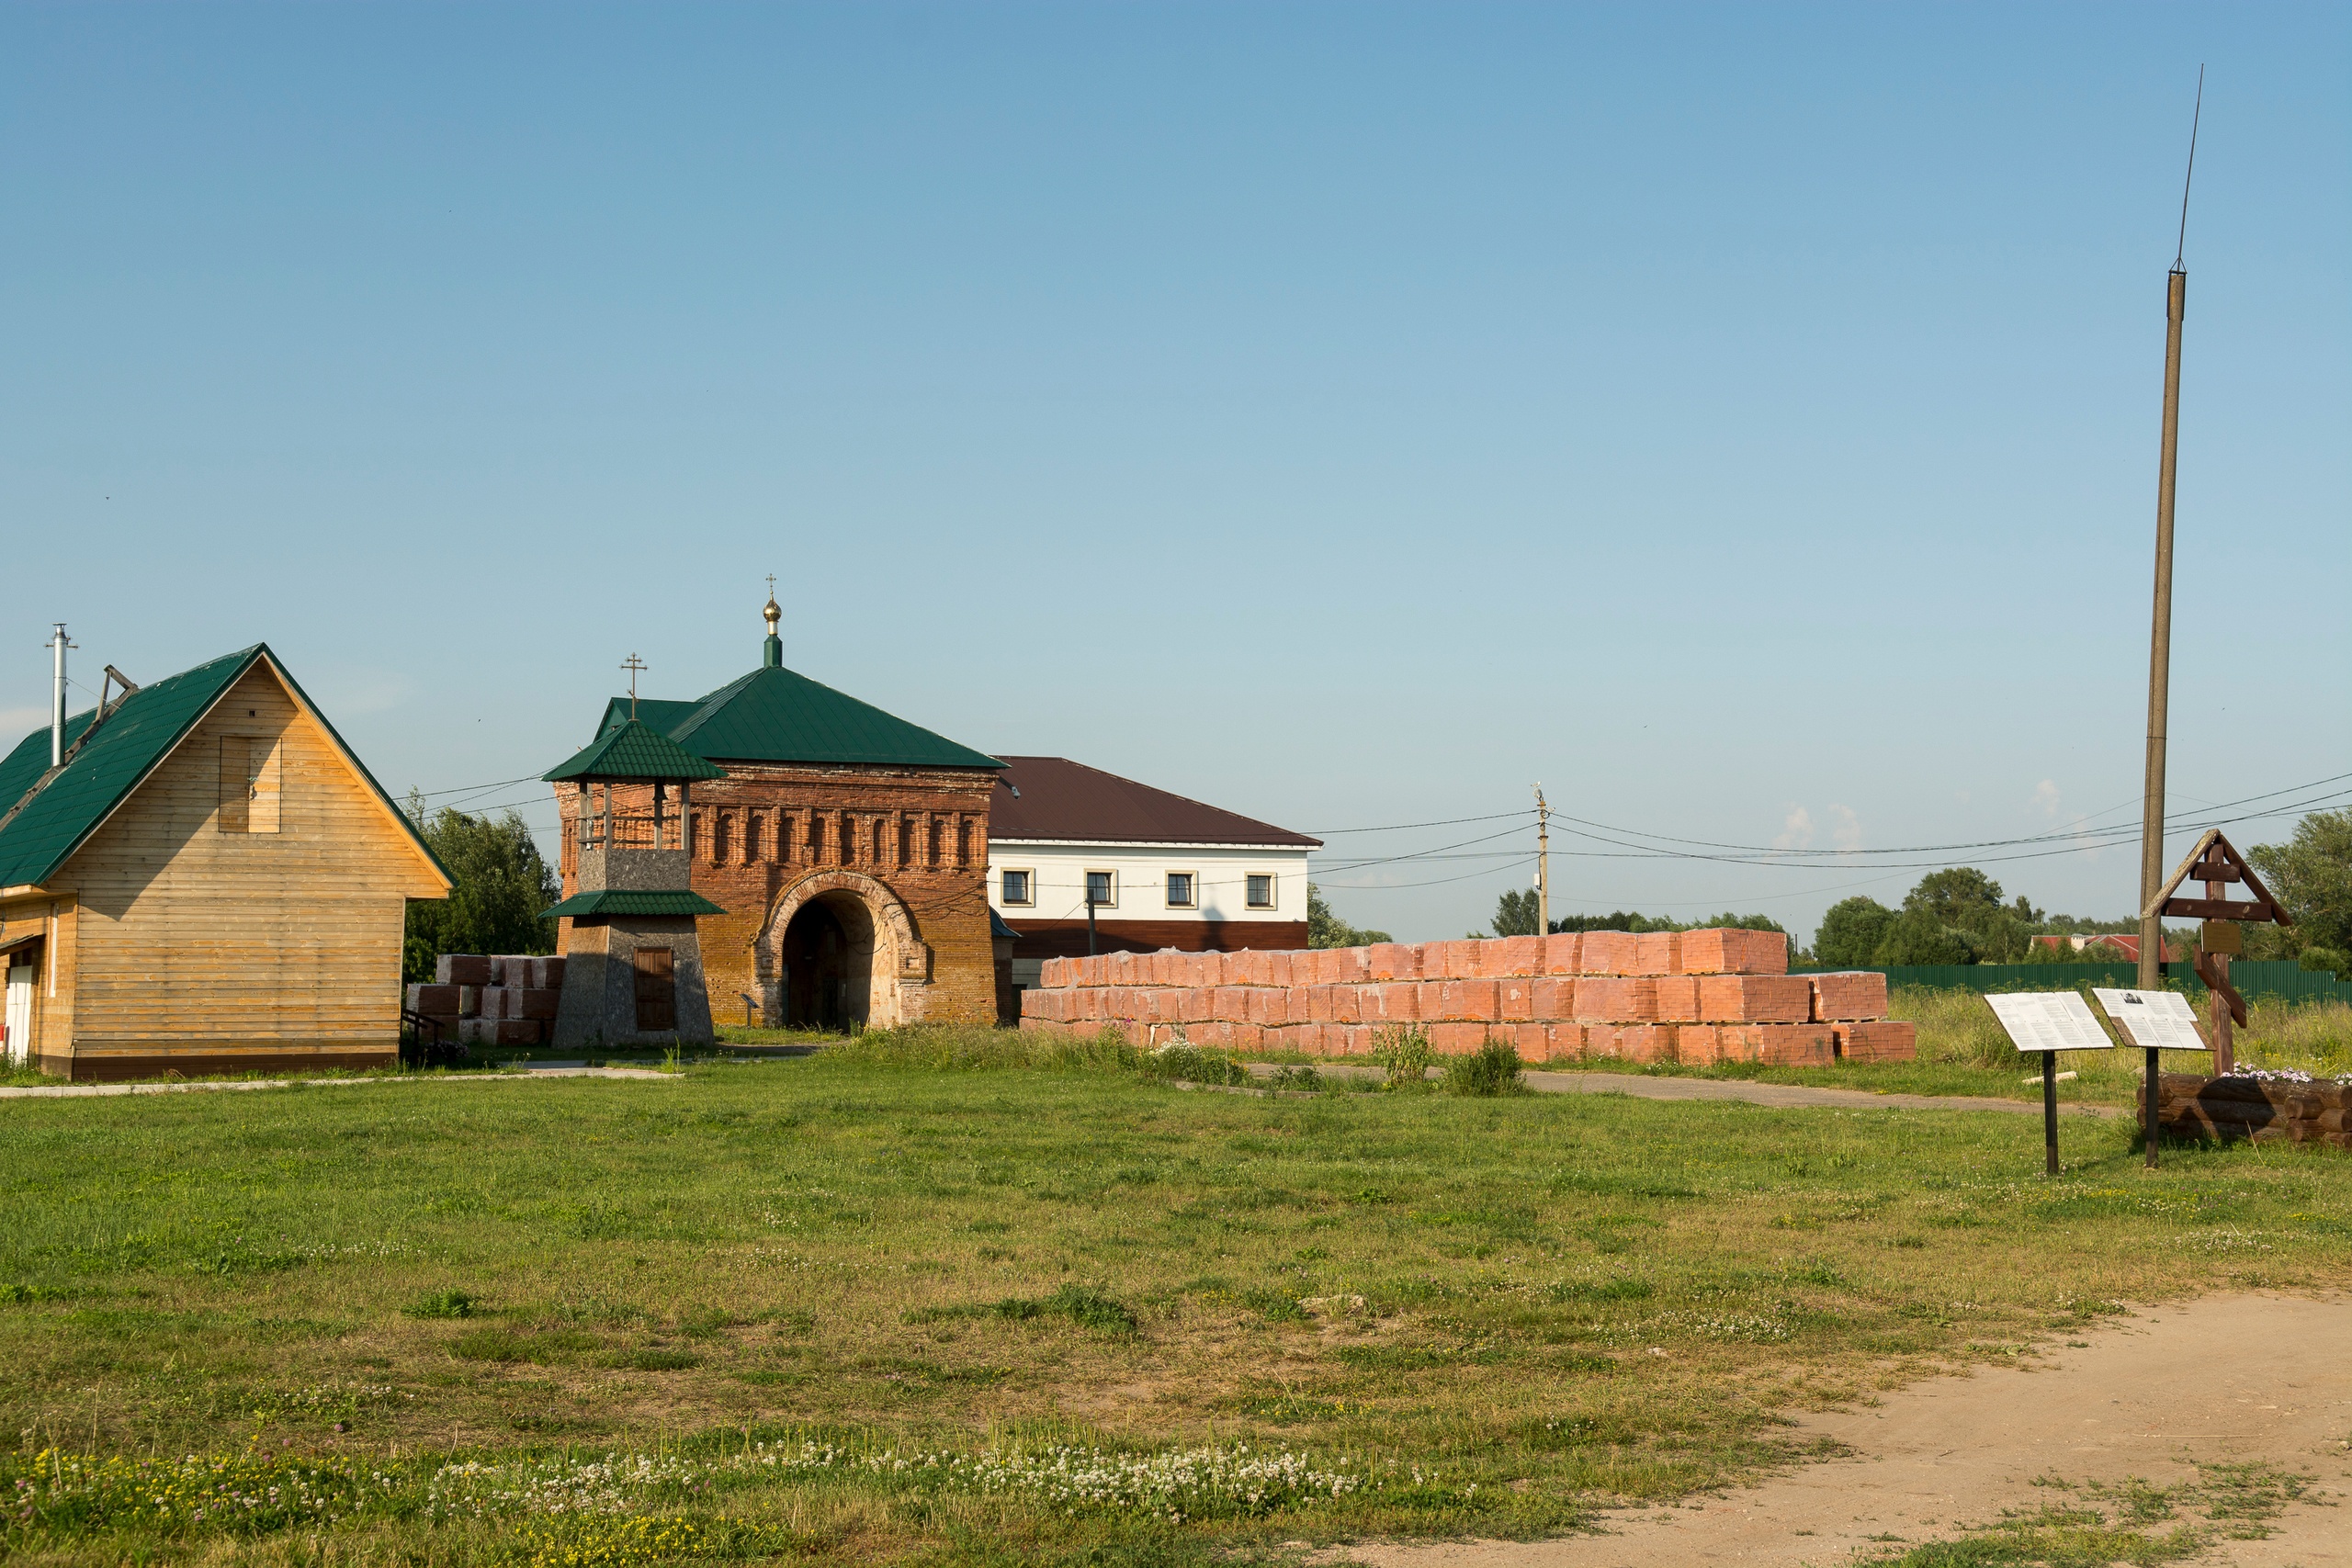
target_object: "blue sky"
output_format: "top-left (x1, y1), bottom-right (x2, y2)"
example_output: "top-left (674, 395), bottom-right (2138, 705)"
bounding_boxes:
top-left (5, 2), bottom-right (2345, 942)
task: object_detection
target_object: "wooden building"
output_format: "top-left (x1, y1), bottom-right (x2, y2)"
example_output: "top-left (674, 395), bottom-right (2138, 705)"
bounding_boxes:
top-left (0, 644), bottom-right (450, 1080)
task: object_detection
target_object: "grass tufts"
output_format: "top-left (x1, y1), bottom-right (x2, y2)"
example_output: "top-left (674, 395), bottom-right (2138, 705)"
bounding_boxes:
top-left (1442, 1035), bottom-right (1529, 1097)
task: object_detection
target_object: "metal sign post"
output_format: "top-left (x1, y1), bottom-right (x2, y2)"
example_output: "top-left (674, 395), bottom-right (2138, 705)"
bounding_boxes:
top-left (1984, 992), bottom-right (2114, 1175)
top-left (2094, 987), bottom-right (2213, 1166)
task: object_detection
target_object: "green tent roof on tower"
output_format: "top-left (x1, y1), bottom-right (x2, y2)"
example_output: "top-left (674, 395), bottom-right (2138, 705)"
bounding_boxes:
top-left (545, 718), bottom-right (726, 783)
top-left (590, 599), bottom-right (1003, 772)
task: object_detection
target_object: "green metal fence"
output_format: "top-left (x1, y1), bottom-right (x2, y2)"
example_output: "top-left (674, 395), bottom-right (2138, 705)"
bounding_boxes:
top-left (1792, 961), bottom-right (2352, 1007)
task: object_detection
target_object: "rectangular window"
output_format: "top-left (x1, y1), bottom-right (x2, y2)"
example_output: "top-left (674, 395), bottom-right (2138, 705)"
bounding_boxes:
top-left (1246, 874), bottom-right (1275, 909)
top-left (219, 737), bottom-right (280, 833)
top-left (1084, 870), bottom-right (1115, 908)
top-left (1001, 869), bottom-right (1034, 907)
top-left (1165, 872), bottom-right (1195, 908)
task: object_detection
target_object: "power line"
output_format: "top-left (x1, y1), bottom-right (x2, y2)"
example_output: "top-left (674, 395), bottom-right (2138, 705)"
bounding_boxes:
top-left (1307, 809), bottom-right (1532, 836)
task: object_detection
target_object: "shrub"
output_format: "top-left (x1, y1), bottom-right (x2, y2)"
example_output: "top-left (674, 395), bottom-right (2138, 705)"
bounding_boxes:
top-left (2298, 945), bottom-right (2350, 980)
top-left (403, 1288), bottom-right (480, 1319)
top-left (1375, 1026), bottom-right (1433, 1089)
top-left (1442, 1035), bottom-right (1528, 1097)
top-left (1144, 1044), bottom-right (1248, 1087)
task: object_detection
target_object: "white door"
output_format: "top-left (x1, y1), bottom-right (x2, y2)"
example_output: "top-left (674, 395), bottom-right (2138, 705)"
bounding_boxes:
top-left (4, 964), bottom-right (33, 1066)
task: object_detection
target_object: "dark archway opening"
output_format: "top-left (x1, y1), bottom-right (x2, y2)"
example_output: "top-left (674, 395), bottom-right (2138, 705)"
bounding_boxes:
top-left (783, 897), bottom-right (871, 1031)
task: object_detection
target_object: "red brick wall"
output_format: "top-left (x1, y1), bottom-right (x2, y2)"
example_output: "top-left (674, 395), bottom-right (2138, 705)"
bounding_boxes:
top-left (556, 763), bottom-right (1001, 1027)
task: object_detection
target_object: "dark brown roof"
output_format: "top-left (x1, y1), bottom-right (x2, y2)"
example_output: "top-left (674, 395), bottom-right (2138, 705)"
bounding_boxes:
top-left (989, 757), bottom-right (1320, 848)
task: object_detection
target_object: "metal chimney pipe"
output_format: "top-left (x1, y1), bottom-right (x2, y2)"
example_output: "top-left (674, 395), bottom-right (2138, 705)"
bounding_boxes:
top-left (49, 624), bottom-right (69, 768)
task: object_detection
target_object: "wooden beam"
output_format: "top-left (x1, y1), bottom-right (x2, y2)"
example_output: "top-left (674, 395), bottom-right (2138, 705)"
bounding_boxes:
top-left (2158, 897), bottom-right (2277, 921)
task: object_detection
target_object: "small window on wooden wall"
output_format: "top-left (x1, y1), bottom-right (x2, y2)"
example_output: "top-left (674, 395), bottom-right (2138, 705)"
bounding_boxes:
top-left (219, 737), bottom-right (281, 833)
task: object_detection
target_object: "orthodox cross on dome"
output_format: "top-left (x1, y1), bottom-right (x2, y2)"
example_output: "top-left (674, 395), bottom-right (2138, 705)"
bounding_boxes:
top-left (619, 652), bottom-right (647, 719)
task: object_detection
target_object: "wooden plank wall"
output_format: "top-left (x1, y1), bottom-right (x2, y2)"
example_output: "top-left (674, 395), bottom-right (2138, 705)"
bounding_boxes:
top-left (55, 661), bottom-right (446, 1071)
top-left (0, 893), bottom-right (77, 1072)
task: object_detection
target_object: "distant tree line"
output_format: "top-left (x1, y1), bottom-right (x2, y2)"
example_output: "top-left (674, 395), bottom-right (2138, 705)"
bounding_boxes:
top-left (1810, 808), bottom-right (2349, 976)
top-left (401, 795), bottom-right (561, 983)
top-left (1485, 888), bottom-right (1784, 942)
top-left (1308, 883), bottom-right (1392, 949)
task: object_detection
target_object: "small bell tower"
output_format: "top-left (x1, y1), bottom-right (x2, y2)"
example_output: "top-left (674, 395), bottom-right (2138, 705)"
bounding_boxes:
top-left (542, 714), bottom-right (728, 1050)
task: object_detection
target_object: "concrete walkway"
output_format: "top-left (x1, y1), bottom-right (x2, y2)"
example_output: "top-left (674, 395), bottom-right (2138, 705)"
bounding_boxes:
top-left (0, 1066), bottom-right (675, 1100)
top-left (1246, 1061), bottom-right (2125, 1119)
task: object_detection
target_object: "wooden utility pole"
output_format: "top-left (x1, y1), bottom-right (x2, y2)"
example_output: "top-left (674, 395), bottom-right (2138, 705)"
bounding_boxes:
top-left (2136, 264), bottom-right (2187, 999)
top-left (1534, 785), bottom-right (1550, 936)
top-left (2136, 71), bottom-right (2201, 1167)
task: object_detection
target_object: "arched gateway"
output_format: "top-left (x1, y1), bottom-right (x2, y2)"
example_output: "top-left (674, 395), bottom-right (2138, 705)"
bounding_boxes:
top-left (552, 592), bottom-right (1009, 1031)
top-left (756, 870), bottom-right (928, 1029)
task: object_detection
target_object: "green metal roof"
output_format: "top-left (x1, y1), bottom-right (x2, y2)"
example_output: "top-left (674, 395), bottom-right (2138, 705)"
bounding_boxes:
top-left (594, 664), bottom-right (1003, 772)
top-left (545, 718), bottom-right (725, 783)
top-left (544, 888), bottom-right (726, 919)
top-left (0, 643), bottom-right (449, 892)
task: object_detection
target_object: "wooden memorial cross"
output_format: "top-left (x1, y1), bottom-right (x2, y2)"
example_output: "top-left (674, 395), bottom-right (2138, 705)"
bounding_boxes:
top-left (2141, 829), bottom-right (2292, 1077)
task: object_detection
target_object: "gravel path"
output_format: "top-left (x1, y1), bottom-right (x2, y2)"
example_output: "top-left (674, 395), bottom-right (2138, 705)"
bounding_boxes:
top-left (0, 1066), bottom-right (674, 1100)
top-left (1324, 1290), bottom-right (2352, 1567)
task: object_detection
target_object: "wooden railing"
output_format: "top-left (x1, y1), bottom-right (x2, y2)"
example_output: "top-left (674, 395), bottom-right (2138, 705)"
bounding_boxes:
top-left (576, 812), bottom-right (683, 851)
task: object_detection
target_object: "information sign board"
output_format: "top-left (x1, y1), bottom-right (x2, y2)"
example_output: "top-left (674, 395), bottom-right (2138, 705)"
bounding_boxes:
top-left (1984, 992), bottom-right (2113, 1053)
top-left (2093, 988), bottom-right (2211, 1052)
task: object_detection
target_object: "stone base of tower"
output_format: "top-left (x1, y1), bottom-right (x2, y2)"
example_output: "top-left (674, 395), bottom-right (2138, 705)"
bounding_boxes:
top-left (553, 915), bottom-right (716, 1049)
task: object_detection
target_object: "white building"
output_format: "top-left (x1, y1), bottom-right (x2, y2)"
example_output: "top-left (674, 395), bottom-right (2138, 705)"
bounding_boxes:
top-left (985, 756), bottom-right (1319, 993)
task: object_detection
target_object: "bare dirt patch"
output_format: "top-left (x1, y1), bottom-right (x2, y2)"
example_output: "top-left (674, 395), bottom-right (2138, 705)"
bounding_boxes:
top-left (1325, 1290), bottom-right (2352, 1567)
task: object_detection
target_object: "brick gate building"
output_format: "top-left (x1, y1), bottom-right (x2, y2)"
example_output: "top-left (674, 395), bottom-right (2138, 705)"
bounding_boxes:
top-left (554, 596), bottom-right (1005, 1030)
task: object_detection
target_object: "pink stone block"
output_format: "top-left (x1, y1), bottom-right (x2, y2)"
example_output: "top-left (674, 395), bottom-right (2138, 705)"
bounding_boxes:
top-left (1579, 931), bottom-right (1638, 976)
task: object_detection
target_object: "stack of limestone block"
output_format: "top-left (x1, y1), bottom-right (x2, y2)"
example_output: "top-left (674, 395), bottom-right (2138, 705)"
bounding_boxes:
top-left (1018, 928), bottom-right (1915, 1066)
top-left (2141, 1072), bottom-right (2352, 1150)
top-left (404, 954), bottom-right (568, 1046)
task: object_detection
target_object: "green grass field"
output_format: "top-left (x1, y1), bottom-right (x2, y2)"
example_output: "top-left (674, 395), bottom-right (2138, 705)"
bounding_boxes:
top-left (4, 1024), bottom-right (2349, 1566)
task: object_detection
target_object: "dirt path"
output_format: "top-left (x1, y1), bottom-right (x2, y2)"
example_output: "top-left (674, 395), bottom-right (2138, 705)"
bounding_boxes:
top-left (1246, 1062), bottom-right (2124, 1118)
top-left (1325, 1291), bottom-right (2352, 1567)
top-left (0, 1066), bottom-right (673, 1100)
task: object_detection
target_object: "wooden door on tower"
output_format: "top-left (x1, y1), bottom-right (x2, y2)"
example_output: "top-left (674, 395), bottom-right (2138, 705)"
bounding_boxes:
top-left (633, 947), bottom-right (676, 1032)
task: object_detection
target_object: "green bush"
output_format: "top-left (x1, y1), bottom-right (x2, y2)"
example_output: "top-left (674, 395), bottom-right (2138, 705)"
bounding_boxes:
top-left (2298, 946), bottom-right (2350, 980)
top-left (1374, 1026), bottom-right (1434, 1090)
top-left (1442, 1035), bottom-right (1528, 1097)
top-left (402, 1288), bottom-right (481, 1319)
top-left (1144, 1044), bottom-right (1248, 1087)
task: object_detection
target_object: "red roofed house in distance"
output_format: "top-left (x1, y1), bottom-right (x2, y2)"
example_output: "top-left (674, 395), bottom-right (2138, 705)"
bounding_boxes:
top-left (986, 757), bottom-right (1320, 998)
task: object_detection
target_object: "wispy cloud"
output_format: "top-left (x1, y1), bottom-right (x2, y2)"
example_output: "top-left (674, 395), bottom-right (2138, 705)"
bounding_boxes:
top-left (2032, 779), bottom-right (2063, 818)
top-left (1773, 806), bottom-right (1815, 852)
top-left (1828, 804), bottom-right (1862, 852)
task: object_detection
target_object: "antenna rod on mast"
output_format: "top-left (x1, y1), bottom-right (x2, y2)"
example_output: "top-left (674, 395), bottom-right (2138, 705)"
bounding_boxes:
top-left (2174, 65), bottom-right (2204, 272)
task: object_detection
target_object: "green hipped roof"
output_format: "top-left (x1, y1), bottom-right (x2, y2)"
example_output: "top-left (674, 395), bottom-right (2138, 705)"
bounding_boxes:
top-left (544, 888), bottom-right (726, 919)
top-left (0, 643), bottom-right (449, 892)
top-left (594, 664), bottom-right (1003, 772)
top-left (545, 718), bottom-right (725, 783)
